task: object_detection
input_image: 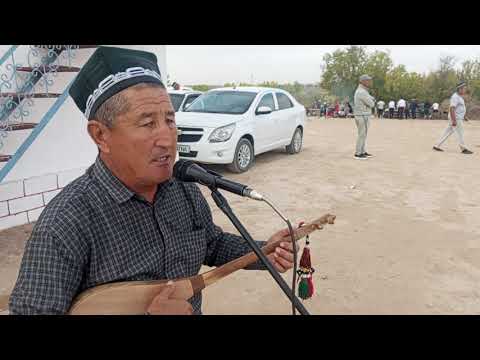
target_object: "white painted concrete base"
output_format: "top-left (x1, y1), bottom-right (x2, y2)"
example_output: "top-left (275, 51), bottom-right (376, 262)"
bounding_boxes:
top-left (0, 167), bottom-right (87, 231)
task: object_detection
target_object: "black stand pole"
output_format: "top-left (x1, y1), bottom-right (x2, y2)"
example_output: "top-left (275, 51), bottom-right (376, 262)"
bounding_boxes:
top-left (210, 187), bottom-right (310, 315)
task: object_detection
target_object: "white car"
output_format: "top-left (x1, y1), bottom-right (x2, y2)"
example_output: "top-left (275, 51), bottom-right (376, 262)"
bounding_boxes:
top-left (175, 87), bottom-right (306, 173)
top-left (168, 89), bottom-right (203, 112)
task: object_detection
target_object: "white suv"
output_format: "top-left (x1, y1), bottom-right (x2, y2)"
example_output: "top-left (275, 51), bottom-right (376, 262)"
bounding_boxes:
top-left (175, 87), bottom-right (306, 173)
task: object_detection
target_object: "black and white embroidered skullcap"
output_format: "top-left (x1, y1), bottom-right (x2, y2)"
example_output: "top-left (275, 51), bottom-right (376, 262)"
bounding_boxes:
top-left (456, 81), bottom-right (467, 90)
top-left (69, 46), bottom-right (164, 120)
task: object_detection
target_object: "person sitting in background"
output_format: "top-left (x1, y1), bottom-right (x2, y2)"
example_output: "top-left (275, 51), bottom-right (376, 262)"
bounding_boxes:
top-left (344, 100), bottom-right (352, 117)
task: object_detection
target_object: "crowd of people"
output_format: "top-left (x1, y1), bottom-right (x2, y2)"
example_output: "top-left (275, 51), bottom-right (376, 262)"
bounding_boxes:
top-left (309, 78), bottom-right (473, 160)
top-left (376, 99), bottom-right (441, 119)
top-left (311, 98), bottom-right (442, 120)
top-left (352, 75), bottom-right (473, 159)
top-left (311, 99), bottom-right (353, 118)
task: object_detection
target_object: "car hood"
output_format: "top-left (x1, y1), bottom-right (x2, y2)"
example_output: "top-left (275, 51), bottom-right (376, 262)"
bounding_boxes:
top-left (176, 111), bottom-right (244, 128)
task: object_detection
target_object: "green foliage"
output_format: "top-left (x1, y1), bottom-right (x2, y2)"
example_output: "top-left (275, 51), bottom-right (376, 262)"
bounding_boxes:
top-left (321, 46), bottom-right (369, 101)
top-left (320, 46), bottom-right (480, 104)
top-left (188, 48), bottom-right (480, 110)
top-left (220, 81), bottom-right (332, 107)
top-left (190, 84), bottom-right (212, 92)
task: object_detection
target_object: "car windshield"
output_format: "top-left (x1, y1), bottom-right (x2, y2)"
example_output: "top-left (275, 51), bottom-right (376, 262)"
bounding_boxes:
top-left (169, 94), bottom-right (185, 112)
top-left (185, 91), bottom-right (257, 114)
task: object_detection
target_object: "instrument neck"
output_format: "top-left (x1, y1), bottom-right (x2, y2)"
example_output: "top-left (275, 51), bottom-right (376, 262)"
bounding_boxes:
top-left (198, 214), bottom-right (335, 291)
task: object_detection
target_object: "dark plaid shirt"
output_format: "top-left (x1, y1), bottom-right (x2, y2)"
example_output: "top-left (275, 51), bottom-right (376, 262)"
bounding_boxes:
top-left (9, 157), bottom-right (266, 315)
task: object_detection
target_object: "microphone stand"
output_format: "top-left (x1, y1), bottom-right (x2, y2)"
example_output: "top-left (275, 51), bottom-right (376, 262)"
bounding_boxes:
top-left (209, 186), bottom-right (310, 315)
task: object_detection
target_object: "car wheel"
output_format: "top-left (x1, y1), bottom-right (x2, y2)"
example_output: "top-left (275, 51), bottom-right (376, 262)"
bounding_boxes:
top-left (286, 127), bottom-right (303, 154)
top-left (227, 138), bottom-right (254, 173)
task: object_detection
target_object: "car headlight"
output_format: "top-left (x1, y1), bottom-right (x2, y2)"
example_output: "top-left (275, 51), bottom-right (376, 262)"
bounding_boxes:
top-left (208, 123), bottom-right (236, 143)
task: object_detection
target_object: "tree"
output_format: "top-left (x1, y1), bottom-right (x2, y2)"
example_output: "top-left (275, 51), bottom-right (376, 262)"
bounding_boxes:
top-left (431, 56), bottom-right (458, 101)
top-left (191, 84), bottom-right (211, 92)
top-left (321, 46), bottom-right (369, 101)
top-left (458, 59), bottom-right (480, 100)
top-left (363, 50), bottom-right (394, 100)
top-left (384, 65), bottom-right (425, 101)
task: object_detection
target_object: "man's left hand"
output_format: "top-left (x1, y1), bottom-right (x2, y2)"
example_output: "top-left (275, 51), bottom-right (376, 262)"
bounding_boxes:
top-left (265, 228), bottom-right (299, 273)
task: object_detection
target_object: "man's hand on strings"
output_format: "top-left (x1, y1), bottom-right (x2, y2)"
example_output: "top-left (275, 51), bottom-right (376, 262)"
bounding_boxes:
top-left (266, 227), bottom-right (300, 273)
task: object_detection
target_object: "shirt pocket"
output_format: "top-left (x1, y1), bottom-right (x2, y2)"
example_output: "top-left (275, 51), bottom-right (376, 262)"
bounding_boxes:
top-left (174, 227), bottom-right (207, 276)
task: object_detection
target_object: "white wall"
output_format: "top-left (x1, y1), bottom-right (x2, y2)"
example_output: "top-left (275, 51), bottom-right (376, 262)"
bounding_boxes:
top-left (3, 96), bottom-right (97, 182)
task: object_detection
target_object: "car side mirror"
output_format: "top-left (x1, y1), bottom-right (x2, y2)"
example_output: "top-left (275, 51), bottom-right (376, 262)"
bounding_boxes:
top-left (256, 106), bottom-right (272, 115)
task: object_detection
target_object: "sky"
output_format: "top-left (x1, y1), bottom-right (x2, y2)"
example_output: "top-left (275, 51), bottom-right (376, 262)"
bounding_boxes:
top-left (165, 45), bottom-right (480, 85)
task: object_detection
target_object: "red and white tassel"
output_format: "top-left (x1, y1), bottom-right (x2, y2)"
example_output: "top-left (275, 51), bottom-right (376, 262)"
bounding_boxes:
top-left (297, 222), bottom-right (315, 300)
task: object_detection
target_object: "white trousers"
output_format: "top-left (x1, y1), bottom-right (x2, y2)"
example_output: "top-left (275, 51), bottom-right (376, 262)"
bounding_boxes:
top-left (436, 119), bottom-right (466, 149)
top-left (355, 115), bottom-right (370, 155)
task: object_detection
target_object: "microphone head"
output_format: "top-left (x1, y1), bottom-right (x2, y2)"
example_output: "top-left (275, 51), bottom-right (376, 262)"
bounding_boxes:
top-left (173, 159), bottom-right (195, 182)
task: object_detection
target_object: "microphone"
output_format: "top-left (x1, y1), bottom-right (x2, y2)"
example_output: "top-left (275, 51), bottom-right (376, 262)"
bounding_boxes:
top-left (173, 159), bottom-right (264, 201)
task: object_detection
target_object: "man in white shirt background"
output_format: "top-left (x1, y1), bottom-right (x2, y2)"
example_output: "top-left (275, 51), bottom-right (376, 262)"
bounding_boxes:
top-left (388, 100), bottom-right (396, 118)
top-left (432, 102), bottom-right (440, 119)
top-left (433, 82), bottom-right (473, 154)
top-left (397, 98), bottom-right (406, 119)
top-left (376, 100), bottom-right (385, 118)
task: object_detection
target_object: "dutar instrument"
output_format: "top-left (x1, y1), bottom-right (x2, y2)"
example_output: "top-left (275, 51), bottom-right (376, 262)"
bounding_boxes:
top-left (68, 214), bottom-right (336, 315)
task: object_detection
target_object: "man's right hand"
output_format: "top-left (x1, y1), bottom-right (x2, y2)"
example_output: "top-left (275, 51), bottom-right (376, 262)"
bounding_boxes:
top-left (452, 121), bottom-right (457, 127)
top-left (146, 281), bottom-right (194, 315)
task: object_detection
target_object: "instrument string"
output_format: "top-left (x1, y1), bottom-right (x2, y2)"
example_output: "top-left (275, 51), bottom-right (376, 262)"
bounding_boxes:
top-left (262, 196), bottom-right (299, 316)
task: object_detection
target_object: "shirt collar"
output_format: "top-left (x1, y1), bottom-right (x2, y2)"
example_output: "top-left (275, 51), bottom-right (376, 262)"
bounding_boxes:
top-left (92, 156), bottom-right (174, 204)
top-left (93, 157), bottom-right (135, 204)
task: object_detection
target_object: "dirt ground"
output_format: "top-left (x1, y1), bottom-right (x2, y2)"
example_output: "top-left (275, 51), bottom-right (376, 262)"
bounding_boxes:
top-left (1, 117), bottom-right (480, 315)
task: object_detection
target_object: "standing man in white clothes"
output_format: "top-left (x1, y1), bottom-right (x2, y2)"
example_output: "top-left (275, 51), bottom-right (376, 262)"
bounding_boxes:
top-left (433, 82), bottom-right (473, 154)
top-left (388, 100), bottom-right (395, 119)
top-left (432, 102), bottom-right (440, 119)
top-left (353, 74), bottom-right (375, 160)
top-left (376, 100), bottom-right (385, 118)
top-left (397, 98), bottom-right (406, 119)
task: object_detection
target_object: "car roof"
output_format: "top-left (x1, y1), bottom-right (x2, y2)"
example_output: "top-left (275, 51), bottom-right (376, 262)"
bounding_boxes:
top-left (167, 89), bottom-right (202, 95)
top-left (209, 86), bottom-right (290, 94)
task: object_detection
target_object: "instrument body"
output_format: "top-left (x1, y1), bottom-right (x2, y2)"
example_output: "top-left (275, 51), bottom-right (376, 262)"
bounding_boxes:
top-left (67, 214), bottom-right (336, 314)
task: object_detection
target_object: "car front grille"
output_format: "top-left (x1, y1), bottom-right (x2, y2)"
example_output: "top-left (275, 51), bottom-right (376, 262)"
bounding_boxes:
top-left (178, 134), bottom-right (203, 142)
top-left (177, 127), bottom-right (204, 143)
top-left (179, 151), bottom-right (198, 158)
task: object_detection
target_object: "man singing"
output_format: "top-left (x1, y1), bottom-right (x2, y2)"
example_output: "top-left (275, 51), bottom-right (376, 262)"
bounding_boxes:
top-left (9, 47), bottom-right (297, 315)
